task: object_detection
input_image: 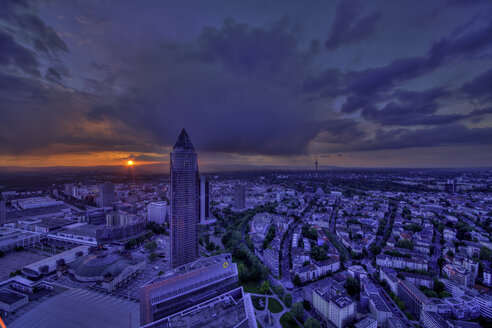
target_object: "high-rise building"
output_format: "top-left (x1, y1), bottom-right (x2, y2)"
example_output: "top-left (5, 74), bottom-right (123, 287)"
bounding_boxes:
top-left (234, 184), bottom-right (245, 209)
top-left (147, 201), bottom-right (168, 224)
top-left (315, 154), bottom-right (318, 178)
top-left (98, 182), bottom-right (114, 208)
top-left (444, 179), bottom-right (455, 193)
top-left (139, 254), bottom-right (239, 326)
top-left (0, 199), bottom-right (6, 225)
top-left (170, 129), bottom-right (199, 268)
top-left (199, 176), bottom-right (210, 223)
top-left (398, 279), bottom-right (431, 319)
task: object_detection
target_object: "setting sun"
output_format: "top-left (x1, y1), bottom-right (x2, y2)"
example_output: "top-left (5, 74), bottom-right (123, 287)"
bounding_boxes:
top-left (127, 160), bottom-right (134, 166)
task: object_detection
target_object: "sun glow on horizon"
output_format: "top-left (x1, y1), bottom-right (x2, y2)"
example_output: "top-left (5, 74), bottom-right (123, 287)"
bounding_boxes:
top-left (127, 160), bottom-right (134, 166)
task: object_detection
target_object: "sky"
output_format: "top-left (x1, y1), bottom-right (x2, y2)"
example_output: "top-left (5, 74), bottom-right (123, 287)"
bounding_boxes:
top-left (0, 0), bottom-right (491, 168)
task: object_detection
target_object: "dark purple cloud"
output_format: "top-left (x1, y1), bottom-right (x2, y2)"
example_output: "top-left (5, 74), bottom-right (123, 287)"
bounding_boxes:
top-left (325, 0), bottom-right (381, 51)
top-left (0, 0), bottom-right (491, 166)
top-left (461, 68), bottom-right (492, 103)
top-left (0, 29), bottom-right (40, 76)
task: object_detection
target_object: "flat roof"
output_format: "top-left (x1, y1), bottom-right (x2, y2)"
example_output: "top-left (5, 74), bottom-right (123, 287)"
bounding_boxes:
top-left (22, 245), bottom-right (89, 276)
top-left (331, 294), bottom-right (355, 308)
top-left (0, 228), bottom-right (40, 247)
top-left (355, 316), bottom-right (377, 328)
top-left (17, 197), bottom-right (64, 210)
top-left (62, 224), bottom-right (98, 238)
top-left (9, 288), bottom-right (139, 328)
top-left (37, 217), bottom-right (74, 229)
top-left (143, 287), bottom-right (255, 328)
top-left (399, 279), bottom-right (430, 304)
top-left (0, 290), bottom-right (27, 305)
top-left (369, 293), bottom-right (391, 313)
top-left (388, 317), bottom-right (406, 328)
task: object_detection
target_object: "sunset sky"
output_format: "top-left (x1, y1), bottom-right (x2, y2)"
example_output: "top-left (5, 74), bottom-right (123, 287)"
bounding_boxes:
top-left (1, 0), bottom-right (491, 168)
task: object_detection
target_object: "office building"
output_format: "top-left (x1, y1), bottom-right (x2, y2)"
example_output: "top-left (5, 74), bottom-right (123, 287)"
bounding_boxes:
top-left (368, 293), bottom-right (392, 327)
top-left (199, 176), bottom-right (210, 223)
top-left (444, 180), bottom-right (455, 193)
top-left (398, 279), bottom-right (431, 319)
top-left (355, 316), bottom-right (377, 328)
top-left (141, 287), bottom-right (257, 328)
top-left (86, 207), bottom-right (113, 225)
top-left (96, 219), bottom-right (146, 243)
top-left (263, 239), bottom-right (281, 276)
top-left (443, 264), bottom-right (473, 288)
top-left (139, 254), bottom-right (238, 326)
top-left (0, 227), bottom-right (41, 253)
top-left (476, 294), bottom-right (492, 319)
top-left (329, 294), bottom-right (356, 328)
top-left (387, 317), bottom-right (406, 328)
top-left (170, 129), bottom-right (199, 268)
top-left (148, 201), bottom-right (168, 224)
top-left (234, 184), bottom-right (245, 209)
top-left (98, 182), bottom-right (114, 208)
top-left (313, 287), bottom-right (332, 321)
top-left (0, 199), bottom-right (6, 225)
top-left (420, 311), bottom-right (450, 328)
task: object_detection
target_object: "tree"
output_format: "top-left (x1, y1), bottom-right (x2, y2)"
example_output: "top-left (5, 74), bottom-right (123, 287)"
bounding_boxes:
top-left (148, 252), bottom-right (158, 261)
top-left (370, 244), bottom-right (381, 256)
top-left (283, 293), bottom-right (292, 308)
top-left (433, 279), bottom-right (445, 294)
top-left (437, 257), bottom-right (445, 270)
top-left (344, 277), bottom-right (360, 298)
top-left (439, 291), bottom-right (451, 299)
top-left (206, 241), bottom-right (216, 251)
top-left (293, 274), bottom-right (301, 286)
top-left (291, 302), bottom-right (304, 321)
top-left (260, 280), bottom-right (271, 294)
top-left (480, 246), bottom-right (492, 261)
top-left (144, 240), bottom-right (158, 251)
top-left (303, 300), bottom-right (312, 311)
top-left (304, 318), bottom-right (321, 328)
top-left (298, 237), bottom-right (304, 249)
top-left (125, 238), bottom-right (138, 249)
top-left (396, 239), bottom-right (414, 250)
top-left (238, 263), bottom-right (250, 282)
top-left (272, 285), bottom-right (284, 297)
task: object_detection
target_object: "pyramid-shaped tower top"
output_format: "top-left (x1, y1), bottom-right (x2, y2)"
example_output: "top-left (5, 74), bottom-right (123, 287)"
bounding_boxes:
top-left (173, 128), bottom-right (194, 150)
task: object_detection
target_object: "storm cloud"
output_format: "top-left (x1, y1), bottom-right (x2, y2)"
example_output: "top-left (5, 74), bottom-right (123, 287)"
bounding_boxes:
top-left (0, 0), bottom-right (491, 167)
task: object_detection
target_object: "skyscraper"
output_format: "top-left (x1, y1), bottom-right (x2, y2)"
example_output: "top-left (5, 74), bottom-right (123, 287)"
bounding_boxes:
top-left (199, 175), bottom-right (210, 223)
top-left (170, 129), bottom-right (199, 268)
top-left (0, 199), bottom-right (6, 225)
top-left (234, 184), bottom-right (245, 209)
top-left (98, 182), bottom-right (114, 208)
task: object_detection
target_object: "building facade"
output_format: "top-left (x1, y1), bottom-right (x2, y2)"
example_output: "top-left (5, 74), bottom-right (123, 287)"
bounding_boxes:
top-left (170, 129), bottom-right (199, 268)
top-left (199, 176), bottom-right (210, 223)
top-left (139, 254), bottom-right (238, 326)
top-left (147, 201), bottom-right (168, 224)
top-left (98, 182), bottom-right (114, 208)
top-left (234, 184), bottom-right (245, 209)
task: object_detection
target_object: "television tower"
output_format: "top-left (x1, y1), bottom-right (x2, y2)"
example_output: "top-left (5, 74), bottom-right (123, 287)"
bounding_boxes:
top-left (315, 154), bottom-right (318, 178)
